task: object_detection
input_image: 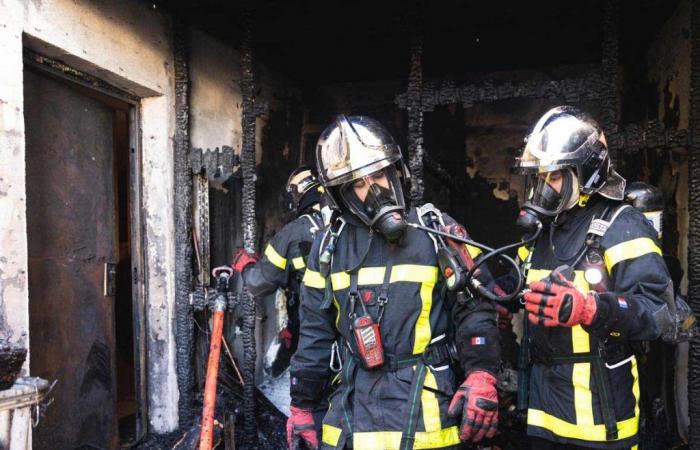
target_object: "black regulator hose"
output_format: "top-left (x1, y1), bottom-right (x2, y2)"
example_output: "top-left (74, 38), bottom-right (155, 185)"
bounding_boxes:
top-left (407, 221), bottom-right (543, 305)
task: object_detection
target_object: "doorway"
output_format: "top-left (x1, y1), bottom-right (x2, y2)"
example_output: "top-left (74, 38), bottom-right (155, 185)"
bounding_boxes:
top-left (24, 63), bottom-right (144, 449)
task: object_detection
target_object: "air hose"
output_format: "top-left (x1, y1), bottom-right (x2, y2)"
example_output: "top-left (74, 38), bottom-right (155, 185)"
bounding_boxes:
top-left (408, 221), bottom-right (542, 306)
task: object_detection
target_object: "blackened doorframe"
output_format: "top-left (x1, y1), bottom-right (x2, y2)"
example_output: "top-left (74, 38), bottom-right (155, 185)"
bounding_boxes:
top-left (23, 49), bottom-right (149, 442)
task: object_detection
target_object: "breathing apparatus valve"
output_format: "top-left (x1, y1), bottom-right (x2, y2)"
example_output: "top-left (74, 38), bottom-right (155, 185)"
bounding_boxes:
top-left (516, 206), bottom-right (543, 239)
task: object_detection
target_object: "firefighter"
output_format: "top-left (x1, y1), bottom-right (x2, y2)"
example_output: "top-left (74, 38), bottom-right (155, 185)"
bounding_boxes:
top-left (287, 115), bottom-right (501, 450)
top-left (232, 165), bottom-right (325, 359)
top-left (513, 106), bottom-right (674, 449)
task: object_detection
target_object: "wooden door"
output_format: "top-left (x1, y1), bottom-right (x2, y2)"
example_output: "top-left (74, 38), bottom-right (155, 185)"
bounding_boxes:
top-left (25, 68), bottom-right (120, 450)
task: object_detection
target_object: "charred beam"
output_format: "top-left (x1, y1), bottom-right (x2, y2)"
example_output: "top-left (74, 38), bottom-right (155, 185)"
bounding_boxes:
top-left (600, 0), bottom-right (621, 163)
top-left (239, 10), bottom-right (258, 444)
top-left (615, 120), bottom-right (690, 153)
top-left (395, 71), bottom-right (603, 111)
top-left (173, 21), bottom-right (195, 427)
top-left (407, 5), bottom-right (425, 203)
top-left (688, 0), bottom-right (700, 447)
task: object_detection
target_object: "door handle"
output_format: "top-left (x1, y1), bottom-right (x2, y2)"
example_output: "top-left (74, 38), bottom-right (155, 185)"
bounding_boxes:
top-left (104, 262), bottom-right (117, 296)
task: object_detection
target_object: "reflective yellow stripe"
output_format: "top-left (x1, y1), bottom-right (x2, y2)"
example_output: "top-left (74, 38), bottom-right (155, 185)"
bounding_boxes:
top-left (322, 424), bottom-right (342, 447)
top-left (531, 357), bottom-right (640, 441)
top-left (292, 256), bottom-right (306, 270)
top-left (604, 237), bottom-right (662, 272)
top-left (465, 244), bottom-right (482, 259)
top-left (302, 269), bottom-right (326, 289)
top-left (421, 370), bottom-right (441, 432)
top-left (264, 244), bottom-right (287, 270)
top-left (518, 246), bottom-right (530, 262)
top-left (327, 265), bottom-right (438, 355)
top-left (413, 278), bottom-right (436, 354)
top-left (527, 409), bottom-right (638, 441)
top-left (353, 426), bottom-right (460, 450)
top-left (330, 265), bottom-right (438, 290)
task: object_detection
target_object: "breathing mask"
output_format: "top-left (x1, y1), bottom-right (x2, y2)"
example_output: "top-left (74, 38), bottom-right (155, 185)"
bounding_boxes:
top-left (339, 166), bottom-right (407, 242)
top-left (517, 168), bottom-right (579, 235)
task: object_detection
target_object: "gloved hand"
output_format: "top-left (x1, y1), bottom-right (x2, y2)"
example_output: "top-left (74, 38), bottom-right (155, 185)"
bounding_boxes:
top-left (448, 370), bottom-right (498, 442)
top-left (279, 326), bottom-right (294, 349)
top-left (286, 406), bottom-right (318, 450)
top-left (232, 248), bottom-right (258, 273)
top-left (523, 268), bottom-right (597, 327)
top-left (494, 304), bottom-right (513, 330)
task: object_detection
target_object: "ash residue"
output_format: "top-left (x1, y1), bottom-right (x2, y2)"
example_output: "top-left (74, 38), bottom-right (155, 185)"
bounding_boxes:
top-left (133, 390), bottom-right (286, 450)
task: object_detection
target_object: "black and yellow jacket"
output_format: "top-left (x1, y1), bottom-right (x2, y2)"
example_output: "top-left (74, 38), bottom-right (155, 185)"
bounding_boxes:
top-left (290, 206), bottom-right (501, 450)
top-left (522, 196), bottom-right (673, 449)
top-left (242, 210), bottom-right (323, 298)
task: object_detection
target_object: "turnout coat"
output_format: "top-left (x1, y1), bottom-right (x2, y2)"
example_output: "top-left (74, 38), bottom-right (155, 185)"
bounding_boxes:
top-left (243, 210), bottom-right (323, 298)
top-left (290, 206), bottom-right (501, 450)
top-left (522, 196), bottom-right (673, 449)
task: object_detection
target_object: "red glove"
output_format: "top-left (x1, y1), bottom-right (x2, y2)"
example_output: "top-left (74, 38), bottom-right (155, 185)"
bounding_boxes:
top-left (286, 406), bottom-right (318, 450)
top-left (448, 371), bottom-right (498, 442)
top-left (279, 327), bottom-right (293, 349)
top-left (494, 304), bottom-right (513, 330)
top-left (523, 268), bottom-right (597, 327)
top-left (232, 248), bottom-right (258, 273)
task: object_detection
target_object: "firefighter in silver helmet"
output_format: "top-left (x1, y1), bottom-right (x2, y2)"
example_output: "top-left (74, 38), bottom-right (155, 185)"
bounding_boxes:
top-left (513, 106), bottom-right (674, 449)
top-left (288, 115), bottom-right (501, 450)
top-left (231, 166), bottom-right (325, 373)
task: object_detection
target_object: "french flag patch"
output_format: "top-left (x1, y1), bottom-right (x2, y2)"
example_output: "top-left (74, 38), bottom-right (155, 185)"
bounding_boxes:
top-left (617, 297), bottom-right (629, 309)
top-left (471, 337), bottom-right (486, 345)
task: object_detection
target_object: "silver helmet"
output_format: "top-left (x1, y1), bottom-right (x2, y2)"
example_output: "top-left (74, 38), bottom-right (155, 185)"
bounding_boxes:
top-left (285, 165), bottom-right (321, 213)
top-left (514, 106), bottom-right (626, 216)
top-left (316, 115), bottom-right (409, 241)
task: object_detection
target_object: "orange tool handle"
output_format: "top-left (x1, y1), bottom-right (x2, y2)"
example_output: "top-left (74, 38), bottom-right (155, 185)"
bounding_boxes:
top-left (199, 307), bottom-right (225, 450)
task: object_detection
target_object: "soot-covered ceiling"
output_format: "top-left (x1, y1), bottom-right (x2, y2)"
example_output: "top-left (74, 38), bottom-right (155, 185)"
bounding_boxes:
top-left (158, 0), bottom-right (679, 85)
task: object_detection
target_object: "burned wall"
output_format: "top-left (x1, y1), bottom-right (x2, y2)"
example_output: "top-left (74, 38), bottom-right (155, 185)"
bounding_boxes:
top-left (645, 0), bottom-right (690, 293)
top-left (187, 26), bottom-right (305, 390)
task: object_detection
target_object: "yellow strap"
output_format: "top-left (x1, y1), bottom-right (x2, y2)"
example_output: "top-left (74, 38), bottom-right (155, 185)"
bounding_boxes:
top-left (332, 296), bottom-right (341, 328)
top-left (264, 244), bottom-right (287, 270)
top-left (578, 194), bottom-right (590, 207)
top-left (604, 237), bottom-right (662, 272)
top-left (302, 269), bottom-right (326, 289)
top-left (517, 246), bottom-right (530, 262)
top-left (322, 424), bottom-right (342, 447)
top-left (353, 426), bottom-right (460, 450)
top-left (465, 244), bottom-right (482, 259)
top-left (292, 256), bottom-right (306, 270)
top-left (421, 370), bottom-right (441, 432)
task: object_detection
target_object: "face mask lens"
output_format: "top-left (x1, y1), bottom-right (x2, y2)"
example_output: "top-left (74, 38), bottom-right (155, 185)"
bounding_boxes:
top-left (522, 169), bottom-right (576, 217)
top-left (339, 167), bottom-right (407, 241)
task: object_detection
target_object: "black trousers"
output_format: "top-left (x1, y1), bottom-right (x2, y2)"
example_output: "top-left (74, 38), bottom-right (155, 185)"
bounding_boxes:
top-left (529, 437), bottom-right (635, 450)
